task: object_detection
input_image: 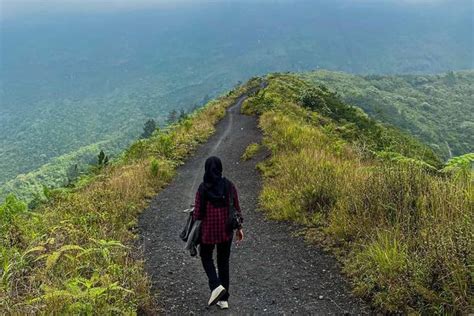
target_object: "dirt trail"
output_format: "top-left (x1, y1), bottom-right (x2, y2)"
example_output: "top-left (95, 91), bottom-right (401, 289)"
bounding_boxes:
top-left (139, 91), bottom-right (368, 314)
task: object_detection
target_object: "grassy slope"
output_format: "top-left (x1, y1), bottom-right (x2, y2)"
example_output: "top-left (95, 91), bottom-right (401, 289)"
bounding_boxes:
top-left (5, 70), bottom-right (471, 204)
top-left (300, 70), bottom-right (474, 159)
top-left (243, 73), bottom-right (473, 313)
top-left (0, 78), bottom-right (263, 314)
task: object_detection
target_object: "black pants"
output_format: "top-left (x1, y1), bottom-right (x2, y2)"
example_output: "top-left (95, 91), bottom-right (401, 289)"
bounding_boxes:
top-left (200, 238), bottom-right (232, 300)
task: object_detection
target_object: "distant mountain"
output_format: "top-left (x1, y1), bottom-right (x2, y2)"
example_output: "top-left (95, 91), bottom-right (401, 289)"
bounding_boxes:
top-left (1, 0), bottom-right (472, 187)
top-left (301, 70), bottom-right (474, 159)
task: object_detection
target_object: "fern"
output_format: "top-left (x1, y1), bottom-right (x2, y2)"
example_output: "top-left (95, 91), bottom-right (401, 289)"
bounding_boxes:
top-left (442, 153), bottom-right (474, 172)
top-left (376, 151), bottom-right (437, 171)
top-left (23, 246), bottom-right (46, 256)
top-left (39, 245), bottom-right (85, 271)
top-left (45, 252), bottom-right (61, 271)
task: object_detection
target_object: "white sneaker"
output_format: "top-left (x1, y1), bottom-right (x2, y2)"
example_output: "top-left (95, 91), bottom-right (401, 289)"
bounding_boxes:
top-left (217, 301), bottom-right (229, 309)
top-left (208, 285), bottom-right (226, 306)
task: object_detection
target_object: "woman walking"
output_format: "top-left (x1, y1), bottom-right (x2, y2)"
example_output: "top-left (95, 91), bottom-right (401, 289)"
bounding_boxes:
top-left (193, 156), bottom-right (244, 309)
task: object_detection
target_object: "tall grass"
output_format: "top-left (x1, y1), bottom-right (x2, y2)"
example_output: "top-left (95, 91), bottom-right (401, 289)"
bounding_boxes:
top-left (254, 75), bottom-right (473, 313)
top-left (0, 78), bottom-right (263, 314)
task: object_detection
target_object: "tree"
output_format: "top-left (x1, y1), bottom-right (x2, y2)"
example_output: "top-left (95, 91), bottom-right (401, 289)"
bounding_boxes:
top-left (66, 164), bottom-right (79, 186)
top-left (299, 88), bottom-right (330, 113)
top-left (444, 71), bottom-right (456, 86)
top-left (167, 110), bottom-right (178, 124)
top-left (178, 109), bottom-right (187, 121)
top-left (97, 150), bottom-right (109, 168)
top-left (141, 119), bottom-right (156, 139)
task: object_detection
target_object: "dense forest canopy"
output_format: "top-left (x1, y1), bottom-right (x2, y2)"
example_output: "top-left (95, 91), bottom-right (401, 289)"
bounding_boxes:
top-left (302, 70), bottom-right (474, 158)
top-left (0, 0), bottom-right (472, 200)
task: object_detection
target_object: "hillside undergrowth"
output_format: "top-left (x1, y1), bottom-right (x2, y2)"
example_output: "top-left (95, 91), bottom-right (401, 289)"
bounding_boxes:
top-left (0, 78), bottom-right (263, 314)
top-left (246, 74), bottom-right (473, 313)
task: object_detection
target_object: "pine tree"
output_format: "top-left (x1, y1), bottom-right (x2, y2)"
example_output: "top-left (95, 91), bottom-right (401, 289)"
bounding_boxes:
top-left (97, 150), bottom-right (109, 168)
top-left (167, 110), bottom-right (178, 124)
top-left (141, 119), bottom-right (156, 138)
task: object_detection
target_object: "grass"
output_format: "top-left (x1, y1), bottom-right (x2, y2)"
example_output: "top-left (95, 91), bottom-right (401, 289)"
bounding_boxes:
top-left (251, 73), bottom-right (473, 314)
top-left (241, 143), bottom-right (261, 161)
top-left (0, 77), bottom-right (264, 314)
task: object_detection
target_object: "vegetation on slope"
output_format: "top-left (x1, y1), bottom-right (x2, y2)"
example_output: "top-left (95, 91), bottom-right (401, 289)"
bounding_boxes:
top-left (4, 70), bottom-right (472, 204)
top-left (0, 78), bottom-right (263, 314)
top-left (243, 74), bottom-right (473, 313)
top-left (2, 0), bottom-right (473, 188)
top-left (0, 76), bottom-right (217, 191)
top-left (0, 136), bottom-right (131, 205)
top-left (301, 70), bottom-right (474, 158)
top-left (0, 89), bottom-right (210, 204)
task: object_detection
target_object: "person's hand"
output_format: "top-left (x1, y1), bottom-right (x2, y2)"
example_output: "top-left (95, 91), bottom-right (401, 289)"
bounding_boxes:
top-left (235, 229), bottom-right (244, 244)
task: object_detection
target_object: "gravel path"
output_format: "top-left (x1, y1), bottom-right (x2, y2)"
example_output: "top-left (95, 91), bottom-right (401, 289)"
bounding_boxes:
top-left (138, 91), bottom-right (368, 315)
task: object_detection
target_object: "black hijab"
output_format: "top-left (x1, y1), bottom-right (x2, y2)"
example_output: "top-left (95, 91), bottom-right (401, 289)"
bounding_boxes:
top-left (199, 156), bottom-right (227, 208)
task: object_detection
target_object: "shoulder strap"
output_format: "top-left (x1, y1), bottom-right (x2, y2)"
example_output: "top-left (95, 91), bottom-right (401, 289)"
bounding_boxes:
top-left (198, 184), bottom-right (207, 219)
top-left (227, 179), bottom-right (235, 213)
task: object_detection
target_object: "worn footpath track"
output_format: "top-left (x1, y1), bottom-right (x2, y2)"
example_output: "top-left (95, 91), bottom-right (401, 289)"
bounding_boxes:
top-left (138, 91), bottom-right (368, 314)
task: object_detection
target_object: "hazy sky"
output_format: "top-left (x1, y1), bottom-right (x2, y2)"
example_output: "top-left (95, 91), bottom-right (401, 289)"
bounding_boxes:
top-left (1, 0), bottom-right (453, 20)
top-left (1, 0), bottom-right (202, 20)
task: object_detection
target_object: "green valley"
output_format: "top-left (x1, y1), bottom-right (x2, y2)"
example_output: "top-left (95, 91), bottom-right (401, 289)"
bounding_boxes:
top-left (4, 69), bottom-right (472, 205)
top-left (301, 70), bottom-right (474, 158)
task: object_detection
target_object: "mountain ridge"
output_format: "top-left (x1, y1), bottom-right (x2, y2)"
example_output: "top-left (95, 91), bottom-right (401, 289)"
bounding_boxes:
top-left (3, 70), bottom-right (472, 204)
top-left (1, 76), bottom-right (472, 314)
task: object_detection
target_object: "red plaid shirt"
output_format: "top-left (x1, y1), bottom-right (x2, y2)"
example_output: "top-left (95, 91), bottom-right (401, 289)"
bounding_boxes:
top-left (193, 182), bottom-right (242, 244)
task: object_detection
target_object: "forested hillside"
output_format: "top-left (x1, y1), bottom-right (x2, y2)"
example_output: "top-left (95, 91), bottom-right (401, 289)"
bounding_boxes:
top-left (3, 70), bottom-right (472, 203)
top-left (0, 79), bottom-right (217, 188)
top-left (1, 0), bottom-right (472, 197)
top-left (301, 70), bottom-right (474, 159)
top-left (1, 0), bottom-right (472, 313)
top-left (0, 86), bottom-right (213, 204)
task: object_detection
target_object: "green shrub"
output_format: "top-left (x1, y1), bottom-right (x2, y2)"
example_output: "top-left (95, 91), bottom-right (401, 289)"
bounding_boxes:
top-left (299, 87), bottom-right (330, 113)
top-left (150, 158), bottom-right (160, 177)
top-left (0, 194), bottom-right (27, 227)
top-left (441, 153), bottom-right (474, 180)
